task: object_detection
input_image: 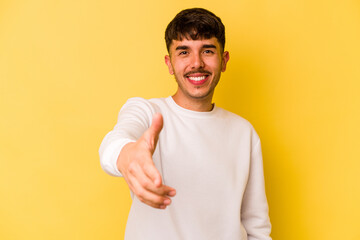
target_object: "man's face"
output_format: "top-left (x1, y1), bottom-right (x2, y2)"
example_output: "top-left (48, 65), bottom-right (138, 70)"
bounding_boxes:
top-left (165, 37), bottom-right (229, 104)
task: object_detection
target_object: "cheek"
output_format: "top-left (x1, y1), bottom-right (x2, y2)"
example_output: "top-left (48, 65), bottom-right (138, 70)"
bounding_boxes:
top-left (204, 56), bottom-right (221, 67)
top-left (172, 61), bottom-right (188, 74)
top-left (207, 61), bottom-right (222, 72)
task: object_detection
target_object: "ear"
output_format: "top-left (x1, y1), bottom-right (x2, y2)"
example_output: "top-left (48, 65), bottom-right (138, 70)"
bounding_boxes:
top-left (221, 51), bottom-right (230, 72)
top-left (165, 55), bottom-right (174, 75)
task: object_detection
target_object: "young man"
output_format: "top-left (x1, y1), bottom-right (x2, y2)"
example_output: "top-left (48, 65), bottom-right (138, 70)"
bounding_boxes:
top-left (100, 8), bottom-right (271, 240)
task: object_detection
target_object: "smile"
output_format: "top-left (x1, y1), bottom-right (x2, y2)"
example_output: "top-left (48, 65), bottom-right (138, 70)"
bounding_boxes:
top-left (186, 74), bottom-right (209, 85)
top-left (188, 76), bottom-right (207, 81)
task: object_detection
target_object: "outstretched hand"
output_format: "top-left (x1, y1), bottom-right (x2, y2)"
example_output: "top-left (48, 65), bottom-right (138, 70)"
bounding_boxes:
top-left (117, 113), bottom-right (176, 209)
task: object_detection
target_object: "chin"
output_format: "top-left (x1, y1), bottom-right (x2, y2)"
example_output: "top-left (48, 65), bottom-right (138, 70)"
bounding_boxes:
top-left (187, 90), bottom-right (213, 100)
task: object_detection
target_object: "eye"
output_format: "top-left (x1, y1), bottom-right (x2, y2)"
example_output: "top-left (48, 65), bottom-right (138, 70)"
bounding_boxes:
top-left (179, 51), bottom-right (188, 55)
top-left (203, 49), bottom-right (214, 54)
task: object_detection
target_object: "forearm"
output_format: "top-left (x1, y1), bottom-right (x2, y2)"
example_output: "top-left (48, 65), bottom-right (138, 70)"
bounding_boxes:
top-left (99, 98), bottom-right (155, 177)
top-left (99, 135), bottom-right (135, 177)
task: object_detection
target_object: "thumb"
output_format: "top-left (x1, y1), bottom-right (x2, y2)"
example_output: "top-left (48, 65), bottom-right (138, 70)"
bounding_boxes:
top-left (144, 113), bottom-right (163, 152)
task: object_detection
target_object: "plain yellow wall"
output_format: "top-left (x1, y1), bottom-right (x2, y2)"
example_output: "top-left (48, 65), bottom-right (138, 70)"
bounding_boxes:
top-left (1, 0), bottom-right (359, 239)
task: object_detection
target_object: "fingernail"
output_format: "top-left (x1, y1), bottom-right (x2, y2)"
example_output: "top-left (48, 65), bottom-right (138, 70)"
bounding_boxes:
top-left (168, 190), bottom-right (176, 196)
top-left (163, 199), bottom-right (171, 205)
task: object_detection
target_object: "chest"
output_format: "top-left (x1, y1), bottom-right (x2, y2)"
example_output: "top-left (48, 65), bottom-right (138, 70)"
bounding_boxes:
top-left (155, 116), bottom-right (252, 192)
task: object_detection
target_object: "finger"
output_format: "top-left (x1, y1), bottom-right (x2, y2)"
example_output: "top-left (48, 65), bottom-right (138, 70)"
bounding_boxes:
top-left (153, 184), bottom-right (176, 197)
top-left (142, 160), bottom-right (163, 187)
top-left (144, 113), bottom-right (163, 152)
top-left (128, 161), bottom-right (162, 193)
top-left (149, 113), bottom-right (163, 140)
top-left (129, 174), bottom-right (172, 209)
top-left (129, 162), bottom-right (176, 197)
top-left (139, 174), bottom-right (176, 197)
top-left (126, 151), bottom-right (165, 191)
top-left (123, 174), bottom-right (136, 194)
top-left (167, 188), bottom-right (177, 197)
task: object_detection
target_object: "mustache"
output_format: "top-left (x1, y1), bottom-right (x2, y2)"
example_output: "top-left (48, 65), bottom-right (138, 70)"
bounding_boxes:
top-left (184, 70), bottom-right (211, 76)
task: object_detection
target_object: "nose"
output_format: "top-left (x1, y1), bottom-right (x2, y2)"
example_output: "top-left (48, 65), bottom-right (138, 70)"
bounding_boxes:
top-left (190, 53), bottom-right (205, 69)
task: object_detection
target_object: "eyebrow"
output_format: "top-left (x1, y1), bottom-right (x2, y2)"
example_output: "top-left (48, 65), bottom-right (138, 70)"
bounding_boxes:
top-left (175, 44), bottom-right (217, 51)
top-left (203, 44), bottom-right (217, 49)
top-left (175, 45), bottom-right (189, 51)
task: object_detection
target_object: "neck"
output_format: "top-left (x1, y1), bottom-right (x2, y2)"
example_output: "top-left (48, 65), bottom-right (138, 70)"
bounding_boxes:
top-left (172, 92), bottom-right (214, 112)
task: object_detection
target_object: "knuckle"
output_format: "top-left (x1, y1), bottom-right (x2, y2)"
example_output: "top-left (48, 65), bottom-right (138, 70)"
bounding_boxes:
top-left (155, 197), bottom-right (164, 205)
top-left (145, 164), bottom-right (154, 171)
top-left (136, 188), bottom-right (145, 198)
top-left (138, 197), bottom-right (146, 203)
top-left (128, 164), bottom-right (136, 174)
top-left (154, 186), bottom-right (165, 195)
top-left (144, 164), bottom-right (157, 177)
top-left (133, 188), bottom-right (140, 197)
top-left (140, 180), bottom-right (150, 189)
top-left (149, 202), bottom-right (158, 208)
top-left (128, 162), bottom-right (141, 175)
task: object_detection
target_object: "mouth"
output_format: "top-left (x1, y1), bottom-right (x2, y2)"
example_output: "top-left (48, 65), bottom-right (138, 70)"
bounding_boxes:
top-left (185, 72), bottom-right (211, 85)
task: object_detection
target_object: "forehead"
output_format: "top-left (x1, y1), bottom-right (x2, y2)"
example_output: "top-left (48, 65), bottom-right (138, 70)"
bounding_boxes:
top-left (169, 37), bottom-right (220, 51)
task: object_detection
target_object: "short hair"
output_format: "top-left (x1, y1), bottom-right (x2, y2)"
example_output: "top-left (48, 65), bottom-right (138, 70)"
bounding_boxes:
top-left (165, 8), bottom-right (225, 53)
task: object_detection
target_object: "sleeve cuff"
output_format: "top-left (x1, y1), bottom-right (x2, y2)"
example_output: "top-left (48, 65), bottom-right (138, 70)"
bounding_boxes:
top-left (100, 138), bottom-right (136, 177)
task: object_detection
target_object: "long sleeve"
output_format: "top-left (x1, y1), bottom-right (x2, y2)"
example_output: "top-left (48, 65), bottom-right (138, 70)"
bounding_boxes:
top-left (99, 98), bottom-right (156, 177)
top-left (241, 134), bottom-right (272, 240)
top-left (99, 96), bottom-right (272, 239)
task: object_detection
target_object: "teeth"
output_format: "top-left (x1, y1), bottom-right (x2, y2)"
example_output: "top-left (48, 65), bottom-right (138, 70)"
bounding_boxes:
top-left (188, 76), bottom-right (206, 81)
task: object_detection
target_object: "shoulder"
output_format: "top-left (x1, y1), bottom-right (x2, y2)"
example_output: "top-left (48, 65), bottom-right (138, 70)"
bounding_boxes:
top-left (121, 97), bottom-right (166, 113)
top-left (122, 97), bottom-right (154, 110)
top-left (217, 107), bottom-right (254, 130)
top-left (119, 97), bottom-right (167, 121)
top-left (217, 107), bottom-right (260, 143)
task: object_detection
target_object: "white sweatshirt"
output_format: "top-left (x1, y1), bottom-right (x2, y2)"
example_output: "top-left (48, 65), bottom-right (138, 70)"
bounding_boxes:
top-left (99, 97), bottom-right (271, 240)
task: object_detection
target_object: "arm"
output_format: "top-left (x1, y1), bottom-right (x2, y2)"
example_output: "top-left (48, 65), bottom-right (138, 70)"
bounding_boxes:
top-left (241, 133), bottom-right (272, 240)
top-left (99, 98), bottom-right (154, 177)
top-left (99, 98), bottom-right (176, 209)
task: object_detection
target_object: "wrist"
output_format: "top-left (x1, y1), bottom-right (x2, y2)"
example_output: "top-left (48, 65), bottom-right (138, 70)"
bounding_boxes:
top-left (116, 142), bottom-right (135, 174)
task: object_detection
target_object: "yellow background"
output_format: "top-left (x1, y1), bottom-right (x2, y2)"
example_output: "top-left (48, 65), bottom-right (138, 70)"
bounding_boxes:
top-left (1, 0), bottom-right (359, 239)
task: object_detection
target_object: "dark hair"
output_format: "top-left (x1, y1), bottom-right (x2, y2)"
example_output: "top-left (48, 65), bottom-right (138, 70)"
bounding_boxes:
top-left (165, 8), bottom-right (225, 52)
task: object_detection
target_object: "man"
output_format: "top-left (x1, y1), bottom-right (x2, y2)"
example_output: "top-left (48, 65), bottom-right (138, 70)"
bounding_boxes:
top-left (100, 8), bottom-right (271, 240)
